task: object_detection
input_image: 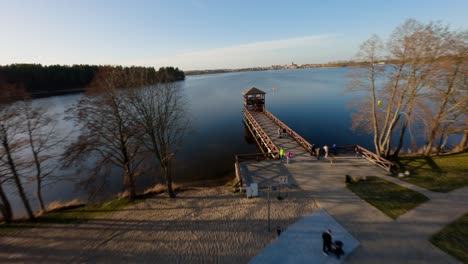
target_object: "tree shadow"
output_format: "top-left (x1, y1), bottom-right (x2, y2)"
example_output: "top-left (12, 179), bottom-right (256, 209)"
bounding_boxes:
top-left (393, 156), bottom-right (443, 174)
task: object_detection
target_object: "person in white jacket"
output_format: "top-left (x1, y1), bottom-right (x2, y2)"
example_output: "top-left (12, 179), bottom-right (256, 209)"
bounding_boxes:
top-left (323, 145), bottom-right (329, 158)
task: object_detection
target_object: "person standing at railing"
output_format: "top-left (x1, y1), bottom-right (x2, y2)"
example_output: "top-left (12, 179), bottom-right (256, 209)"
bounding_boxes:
top-left (354, 146), bottom-right (359, 158)
top-left (285, 151), bottom-right (292, 164)
top-left (277, 127), bottom-right (282, 138)
top-left (315, 147), bottom-right (321, 160)
top-left (323, 145), bottom-right (329, 158)
top-left (310, 144), bottom-right (315, 156)
top-left (332, 144), bottom-right (337, 155)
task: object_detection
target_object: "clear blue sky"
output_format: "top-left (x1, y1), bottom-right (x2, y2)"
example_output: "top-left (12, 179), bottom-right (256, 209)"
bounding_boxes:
top-left (1, 0), bottom-right (467, 70)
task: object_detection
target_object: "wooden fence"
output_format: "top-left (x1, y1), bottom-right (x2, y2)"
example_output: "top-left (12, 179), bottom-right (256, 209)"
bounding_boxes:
top-left (339, 145), bottom-right (395, 172)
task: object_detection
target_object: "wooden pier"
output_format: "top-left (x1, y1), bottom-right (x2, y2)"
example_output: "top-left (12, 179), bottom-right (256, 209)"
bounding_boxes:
top-left (235, 87), bottom-right (394, 188)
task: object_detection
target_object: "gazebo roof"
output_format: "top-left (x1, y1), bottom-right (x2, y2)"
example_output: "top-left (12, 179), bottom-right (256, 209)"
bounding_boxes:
top-left (242, 87), bottom-right (266, 96)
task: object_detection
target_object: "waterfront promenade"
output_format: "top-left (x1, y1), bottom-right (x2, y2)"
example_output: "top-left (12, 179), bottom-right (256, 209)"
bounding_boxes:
top-left (240, 136), bottom-right (466, 263)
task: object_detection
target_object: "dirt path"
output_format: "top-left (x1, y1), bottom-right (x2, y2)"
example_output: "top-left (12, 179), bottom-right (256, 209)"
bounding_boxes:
top-left (0, 186), bottom-right (318, 263)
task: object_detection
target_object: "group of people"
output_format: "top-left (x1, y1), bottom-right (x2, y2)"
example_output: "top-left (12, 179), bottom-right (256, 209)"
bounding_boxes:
top-left (277, 127), bottom-right (292, 163)
top-left (310, 144), bottom-right (337, 159)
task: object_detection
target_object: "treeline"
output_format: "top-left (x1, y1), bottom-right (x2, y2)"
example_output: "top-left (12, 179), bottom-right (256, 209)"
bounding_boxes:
top-left (350, 19), bottom-right (467, 157)
top-left (0, 69), bottom-right (188, 223)
top-left (0, 64), bottom-right (185, 97)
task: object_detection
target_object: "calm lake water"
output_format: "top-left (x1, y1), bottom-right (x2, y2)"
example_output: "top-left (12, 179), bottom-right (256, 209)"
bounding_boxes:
top-left (4, 67), bottom-right (425, 217)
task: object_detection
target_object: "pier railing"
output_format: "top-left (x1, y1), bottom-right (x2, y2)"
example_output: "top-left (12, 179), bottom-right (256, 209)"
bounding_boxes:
top-left (234, 153), bottom-right (277, 188)
top-left (243, 107), bottom-right (279, 159)
top-left (339, 145), bottom-right (395, 172)
top-left (263, 108), bottom-right (313, 153)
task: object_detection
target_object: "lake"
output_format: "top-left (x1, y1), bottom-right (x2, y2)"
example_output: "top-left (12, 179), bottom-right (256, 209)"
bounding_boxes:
top-left (2, 67), bottom-right (412, 217)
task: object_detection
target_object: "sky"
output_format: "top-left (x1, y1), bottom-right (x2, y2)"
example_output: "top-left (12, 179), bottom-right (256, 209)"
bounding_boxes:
top-left (1, 0), bottom-right (467, 70)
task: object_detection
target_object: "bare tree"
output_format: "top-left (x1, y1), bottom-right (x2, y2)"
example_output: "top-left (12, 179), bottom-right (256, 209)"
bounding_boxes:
top-left (128, 83), bottom-right (188, 198)
top-left (0, 149), bottom-right (13, 223)
top-left (19, 100), bottom-right (67, 212)
top-left (392, 21), bottom-right (452, 156)
top-left (64, 67), bottom-right (145, 200)
top-left (349, 34), bottom-right (384, 154)
top-left (0, 85), bottom-right (35, 220)
top-left (349, 19), bottom-right (465, 157)
top-left (423, 31), bottom-right (468, 155)
top-left (0, 87), bottom-right (13, 222)
top-left (456, 93), bottom-right (468, 151)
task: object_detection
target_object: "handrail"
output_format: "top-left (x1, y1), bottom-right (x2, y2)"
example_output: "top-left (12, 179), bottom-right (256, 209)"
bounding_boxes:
top-left (263, 108), bottom-right (313, 152)
top-left (333, 145), bottom-right (394, 171)
top-left (356, 145), bottom-right (394, 172)
top-left (243, 108), bottom-right (279, 159)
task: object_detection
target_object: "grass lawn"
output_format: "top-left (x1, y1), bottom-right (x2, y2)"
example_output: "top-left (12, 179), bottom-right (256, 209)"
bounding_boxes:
top-left (0, 196), bottom-right (148, 234)
top-left (392, 152), bottom-right (468, 192)
top-left (347, 176), bottom-right (429, 219)
top-left (431, 213), bottom-right (468, 263)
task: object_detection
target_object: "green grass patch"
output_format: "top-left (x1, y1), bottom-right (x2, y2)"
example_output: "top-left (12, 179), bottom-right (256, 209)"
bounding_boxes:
top-left (347, 176), bottom-right (429, 219)
top-left (392, 152), bottom-right (468, 192)
top-left (431, 213), bottom-right (468, 263)
top-left (0, 197), bottom-right (147, 234)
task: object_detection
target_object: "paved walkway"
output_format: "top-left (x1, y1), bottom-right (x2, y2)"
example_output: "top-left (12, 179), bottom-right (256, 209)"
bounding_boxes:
top-left (241, 132), bottom-right (467, 263)
top-left (249, 209), bottom-right (359, 264)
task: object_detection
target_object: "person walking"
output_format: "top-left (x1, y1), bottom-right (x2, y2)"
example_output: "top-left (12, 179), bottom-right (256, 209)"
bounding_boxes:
top-left (310, 144), bottom-right (315, 156)
top-left (277, 127), bottom-right (282, 138)
top-left (276, 226), bottom-right (282, 239)
top-left (285, 151), bottom-right (292, 164)
top-left (322, 229), bottom-right (333, 255)
top-left (332, 144), bottom-right (337, 155)
top-left (323, 145), bottom-right (329, 158)
top-left (315, 147), bottom-right (320, 160)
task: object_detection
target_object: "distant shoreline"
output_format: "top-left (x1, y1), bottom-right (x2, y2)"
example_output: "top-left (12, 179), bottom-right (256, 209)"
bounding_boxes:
top-left (185, 63), bottom-right (367, 76)
top-left (31, 88), bottom-right (85, 98)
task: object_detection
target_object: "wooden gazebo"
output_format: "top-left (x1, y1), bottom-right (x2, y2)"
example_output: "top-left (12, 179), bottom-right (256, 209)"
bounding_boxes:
top-left (242, 87), bottom-right (266, 111)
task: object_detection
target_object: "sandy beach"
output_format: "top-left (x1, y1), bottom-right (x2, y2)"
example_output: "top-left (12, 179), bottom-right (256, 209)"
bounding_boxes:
top-left (0, 186), bottom-right (318, 263)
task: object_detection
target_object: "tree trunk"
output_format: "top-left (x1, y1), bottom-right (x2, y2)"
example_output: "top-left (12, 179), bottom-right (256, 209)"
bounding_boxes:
top-left (36, 174), bottom-right (45, 212)
top-left (27, 118), bottom-right (46, 212)
top-left (394, 86), bottom-right (419, 157)
top-left (129, 173), bottom-right (136, 199)
top-left (2, 137), bottom-right (35, 220)
top-left (124, 164), bottom-right (136, 200)
top-left (423, 66), bottom-right (459, 156)
top-left (0, 183), bottom-right (13, 223)
top-left (394, 123), bottom-right (407, 156)
top-left (164, 162), bottom-right (175, 198)
top-left (436, 129), bottom-right (449, 156)
top-left (457, 129), bottom-right (468, 152)
top-left (32, 151), bottom-right (45, 212)
top-left (370, 65), bottom-right (381, 155)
